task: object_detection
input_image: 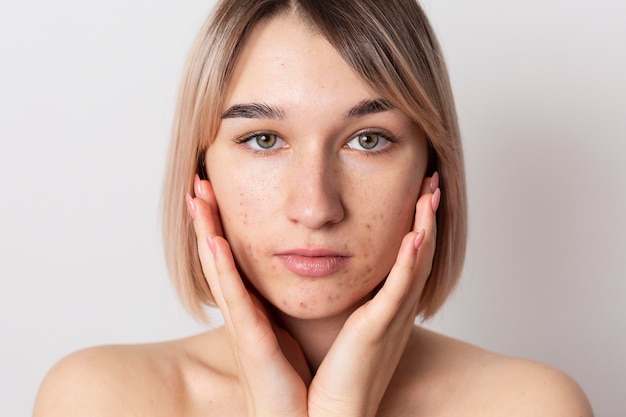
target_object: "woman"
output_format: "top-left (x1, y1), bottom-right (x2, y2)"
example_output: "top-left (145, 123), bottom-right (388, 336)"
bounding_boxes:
top-left (34, 0), bottom-right (592, 415)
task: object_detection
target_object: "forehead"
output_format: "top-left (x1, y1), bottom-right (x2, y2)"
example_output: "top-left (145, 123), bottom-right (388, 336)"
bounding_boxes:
top-left (223, 13), bottom-right (379, 111)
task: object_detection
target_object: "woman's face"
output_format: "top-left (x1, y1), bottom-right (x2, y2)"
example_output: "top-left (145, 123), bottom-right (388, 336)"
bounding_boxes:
top-left (206, 14), bottom-right (429, 320)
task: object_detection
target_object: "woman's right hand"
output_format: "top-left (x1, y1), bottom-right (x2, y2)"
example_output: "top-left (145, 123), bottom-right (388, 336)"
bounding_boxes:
top-left (187, 175), bottom-right (311, 417)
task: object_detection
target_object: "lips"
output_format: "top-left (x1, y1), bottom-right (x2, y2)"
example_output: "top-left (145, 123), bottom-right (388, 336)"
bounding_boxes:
top-left (275, 249), bottom-right (350, 277)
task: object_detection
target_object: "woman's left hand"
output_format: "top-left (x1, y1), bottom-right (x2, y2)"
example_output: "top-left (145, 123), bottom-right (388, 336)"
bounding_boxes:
top-left (307, 174), bottom-right (440, 417)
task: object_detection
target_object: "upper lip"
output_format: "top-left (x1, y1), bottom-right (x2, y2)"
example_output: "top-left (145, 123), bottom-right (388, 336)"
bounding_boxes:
top-left (275, 248), bottom-right (350, 257)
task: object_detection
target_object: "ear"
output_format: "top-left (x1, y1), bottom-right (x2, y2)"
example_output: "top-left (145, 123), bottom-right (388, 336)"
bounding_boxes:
top-left (196, 148), bottom-right (209, 180)
top-left (418, 171), bottom-right (438, 198)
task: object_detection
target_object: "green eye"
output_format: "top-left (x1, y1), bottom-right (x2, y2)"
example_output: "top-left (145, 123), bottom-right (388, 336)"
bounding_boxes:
top-left (255, 134), bottom-right (278, 149)
top-left (357, 133), bottom-right (379, 149)
top-left (236, 132), bottom-right (286, 152)
top-left (346, 131), bottom-right (393, 152)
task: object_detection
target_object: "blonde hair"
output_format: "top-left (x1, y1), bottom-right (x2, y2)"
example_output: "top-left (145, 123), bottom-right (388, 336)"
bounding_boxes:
top-left (162, 0), bottom-right (467, 322)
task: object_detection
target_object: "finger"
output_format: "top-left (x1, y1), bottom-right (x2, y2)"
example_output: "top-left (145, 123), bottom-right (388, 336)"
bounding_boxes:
top-left (189, 186), bottom-right (277, 347)
top-left (381, 171), bottom-right (439, 302)
top-left (193, 174), bottom-right (224, 237)
top-left (412, 179), bottom-right (439, 288)
top-left (414, 172), bottom-right (437, 230)
top-left (211, 236), bottom-right (308, 383)
top-left (188, 198), bottom-right (255, 335)
top-left (210, 236), bottom-right (256, 331)
top-left (367, 179), bottom-right (439, 327)
top-left (210, 236), bottom-right (310, 415)
top-left (210, 236), bottom-right (256, 326)
top-left (186, 191), bottom-right (225, 308)
top-left (206, 236), bottom-right (277, 349)
top-left (365, 230), bottom-right (421, 328)
top-left (418, 175), bottom-right (431, 200)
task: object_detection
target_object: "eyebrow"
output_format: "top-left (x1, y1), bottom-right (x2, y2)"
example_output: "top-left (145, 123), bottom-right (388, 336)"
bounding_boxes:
top-left (345, 99), bottom-right (393, 118)
top-left (220, 98), bottom-right (393, 120)
top-left (221, 103), bottom-right (286, 120)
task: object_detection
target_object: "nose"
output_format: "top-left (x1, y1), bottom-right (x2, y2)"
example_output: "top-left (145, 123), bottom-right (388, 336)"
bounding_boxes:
top-left (285, 152), bottom-right (345, 229)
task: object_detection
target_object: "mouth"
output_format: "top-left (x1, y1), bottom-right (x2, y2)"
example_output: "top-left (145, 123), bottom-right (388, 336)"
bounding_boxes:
top-left (275, 249), bottom-right (350, 278)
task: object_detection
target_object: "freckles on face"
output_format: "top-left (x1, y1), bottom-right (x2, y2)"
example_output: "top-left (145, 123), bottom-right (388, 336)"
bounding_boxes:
top-left (203, 13), bottom-right (428, 319)
top-left (219, 188), bottom-right (272, 269)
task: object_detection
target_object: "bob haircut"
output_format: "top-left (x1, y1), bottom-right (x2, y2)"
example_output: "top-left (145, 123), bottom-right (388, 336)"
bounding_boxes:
top-left (162, 0), bottom-right (467, 322)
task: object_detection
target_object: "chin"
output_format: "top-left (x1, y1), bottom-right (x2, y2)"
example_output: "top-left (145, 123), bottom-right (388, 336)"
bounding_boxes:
top-left (267, 288), bottom-right (375, 322)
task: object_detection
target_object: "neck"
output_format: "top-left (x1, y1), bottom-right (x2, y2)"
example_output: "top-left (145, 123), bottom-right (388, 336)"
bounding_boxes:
top-left (272, 304), bottom-right (360, 373)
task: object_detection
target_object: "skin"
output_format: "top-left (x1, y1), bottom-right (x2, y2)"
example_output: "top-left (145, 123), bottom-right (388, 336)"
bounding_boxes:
top-left (33, 12), bottom-right (594, 417)
top-left (195, 13), bottom-right (435, 415)
top-left (204, 10), bottom-right (430, 375)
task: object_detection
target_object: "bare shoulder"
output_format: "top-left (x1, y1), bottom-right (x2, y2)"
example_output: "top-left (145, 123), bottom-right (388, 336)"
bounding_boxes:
top-left (33, 342), bottom-right (186, 417)
top-left (497, 355), bottom-right (591, 414)
top-left (401, 327), bottom-right (594, 416)
top-left (471, 351), bottom-right (593, 416)
top-left (33, 328), bottom-right (239, 417)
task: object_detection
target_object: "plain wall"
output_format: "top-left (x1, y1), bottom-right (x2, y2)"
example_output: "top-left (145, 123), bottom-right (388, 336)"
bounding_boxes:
top-left (1, 1), bottom-right (624, 415)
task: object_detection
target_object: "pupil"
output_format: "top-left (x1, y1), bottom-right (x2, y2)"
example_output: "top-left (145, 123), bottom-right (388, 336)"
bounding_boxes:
top-left (359, 134), bottom-right (378, 149)
top-left (257, 134), bottom-right (276, 148)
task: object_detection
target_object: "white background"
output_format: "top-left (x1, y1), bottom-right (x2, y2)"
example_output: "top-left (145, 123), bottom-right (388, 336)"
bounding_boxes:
top-left (1, 1), bottom-right (624, 416)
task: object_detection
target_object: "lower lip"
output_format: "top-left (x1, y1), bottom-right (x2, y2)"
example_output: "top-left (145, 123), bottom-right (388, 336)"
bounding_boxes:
top-left (276, 255), bottom-right (349, 277)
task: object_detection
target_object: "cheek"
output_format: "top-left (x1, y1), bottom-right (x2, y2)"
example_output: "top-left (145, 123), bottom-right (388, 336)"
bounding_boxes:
top-left (211, 162), bottom-right (276, 228)
top-left (352, 178), bottom-right (420, 278)
top-left (211, 175), bottom-right (280, 267)
top-left (361, 178), bottom-right (419, 233)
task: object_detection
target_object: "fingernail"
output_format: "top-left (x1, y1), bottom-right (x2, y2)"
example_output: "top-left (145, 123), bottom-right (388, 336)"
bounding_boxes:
top-left (430, 171), bottom-right (439, 193)
top-left (185, 194), bottom-right (196, 219)
top-left (431, 188), bottom-right (441, 214)
top-left (414, 229), bottom-right (425, 250)
top-left (206, 236), bottom-right (216, 255)
top-left (194, 174), bottom-right (202, 198)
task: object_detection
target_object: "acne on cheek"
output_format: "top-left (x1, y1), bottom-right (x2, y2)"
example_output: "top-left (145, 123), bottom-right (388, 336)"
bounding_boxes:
top-left (342, 263), bottom-right (376, 290)
top-left (230, 195), bottom-right (252, 227)
top-left (327, 294), bottom-right (339, 303)
top-left (238, 193), bottom-right (247, 224)
top-left (363, 213), bottom-right (385, 235)
top-left (223, 193), bottom-right (269, 275)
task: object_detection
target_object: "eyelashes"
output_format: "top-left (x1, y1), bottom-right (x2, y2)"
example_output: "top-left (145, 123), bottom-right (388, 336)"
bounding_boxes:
top-left (234, 132), bottom-right (286, 151)
top-left (344, 130), bottom-right (399, 153)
